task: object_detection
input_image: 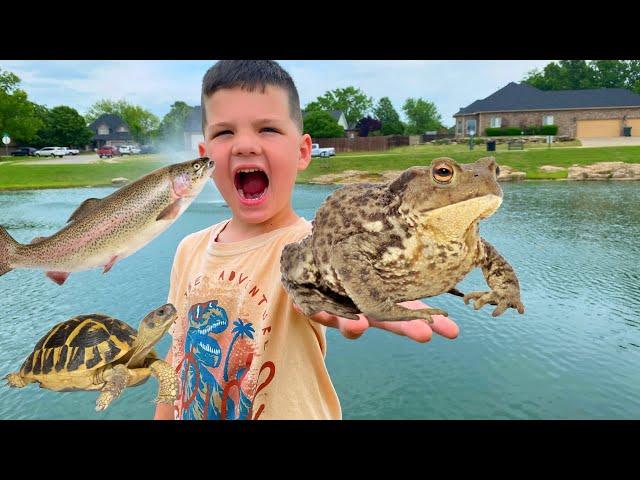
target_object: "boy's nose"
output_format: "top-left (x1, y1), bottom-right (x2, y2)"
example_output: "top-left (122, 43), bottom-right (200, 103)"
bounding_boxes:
top-left (231, 134), bottom-right (262, 156)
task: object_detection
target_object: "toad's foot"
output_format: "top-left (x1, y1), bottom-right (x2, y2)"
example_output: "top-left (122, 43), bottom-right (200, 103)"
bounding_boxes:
top-left (463, 290), bottom-right (525, 317)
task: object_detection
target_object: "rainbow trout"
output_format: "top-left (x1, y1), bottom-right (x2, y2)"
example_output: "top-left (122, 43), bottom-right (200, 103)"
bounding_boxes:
top-left (0, 157), bottom-right (214, 285)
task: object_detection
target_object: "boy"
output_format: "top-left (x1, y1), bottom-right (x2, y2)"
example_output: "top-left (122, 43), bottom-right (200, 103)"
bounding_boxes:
top-left (154, 60), bottom-right (459, 420)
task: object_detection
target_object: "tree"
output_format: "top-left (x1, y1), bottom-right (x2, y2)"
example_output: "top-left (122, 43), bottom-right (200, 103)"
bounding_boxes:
top-left (34, 106), bottom-right (94, 148)
top-left (355, 116), bottom-right (382, 137)
top-left (86, 99), bottom-right (160, 143)
top-left (306, 86), bottom-right (373, 126)
top-left (373, 97), bottom-right (405, 135)
top-left (402, 98), bottom-right (442, 135)
top-left (0, 68), bottom-right (43, 144)
top-left (158, 101), bottom-right (193, 149)
top-left (523, 60), bottom-right (595, 90)
top-left (303, 110), bottom-right (345, 138)
top-left (522, 60), bottom-right (640, 93)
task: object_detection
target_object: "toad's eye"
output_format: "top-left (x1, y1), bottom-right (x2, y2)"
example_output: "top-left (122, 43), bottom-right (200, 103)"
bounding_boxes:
top-left (433, 164), bottom-right (454, 183)
top-left (496, 165), bottom-right (501, 176)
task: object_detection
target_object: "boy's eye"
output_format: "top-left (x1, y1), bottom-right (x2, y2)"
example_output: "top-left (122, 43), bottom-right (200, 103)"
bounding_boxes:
top-left (212, 130), bottom-right (232, 138)
top-left (261, 127), bottom-right (279, 133)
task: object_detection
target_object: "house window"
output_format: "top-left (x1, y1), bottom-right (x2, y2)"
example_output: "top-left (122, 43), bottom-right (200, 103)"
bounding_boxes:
top-left (98, 125), bottom-right (109, 135)
top-left (117, 126), bottom-right (128, 133)
top-left (543, 115), bottom-right (554, 125)
top-left (490, 117), bottom-right (502, 128)
top-left (456, 119), bottom-right (463, 135)
top-left (466, 119), bottom-right (477, 135)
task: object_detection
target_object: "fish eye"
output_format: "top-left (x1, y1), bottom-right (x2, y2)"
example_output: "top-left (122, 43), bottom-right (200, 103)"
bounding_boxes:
top-left (193, 163), bottom-right (202, 171)
top-left (432, 163), bottom-right (454, 184)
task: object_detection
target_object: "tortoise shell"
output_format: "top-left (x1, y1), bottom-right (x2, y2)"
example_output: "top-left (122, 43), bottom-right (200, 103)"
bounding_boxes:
top-left (20, 314), bottom-right (138, 376)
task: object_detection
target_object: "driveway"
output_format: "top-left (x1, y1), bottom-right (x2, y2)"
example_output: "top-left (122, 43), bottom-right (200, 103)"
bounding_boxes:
top-left (579, 137), bottom-right (640, 148)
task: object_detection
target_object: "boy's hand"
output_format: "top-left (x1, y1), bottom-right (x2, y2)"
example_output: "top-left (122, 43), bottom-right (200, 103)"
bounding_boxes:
top-left (294, 300), bottom-right (459, 343)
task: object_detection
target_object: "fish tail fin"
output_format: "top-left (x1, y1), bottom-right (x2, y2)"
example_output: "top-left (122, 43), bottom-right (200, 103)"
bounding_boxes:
top-left (0, 226), bottom-right (20, 276)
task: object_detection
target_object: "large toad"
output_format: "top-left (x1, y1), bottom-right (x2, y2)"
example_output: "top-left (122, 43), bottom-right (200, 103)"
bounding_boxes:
top-left (281, 156), bottom-right (524, 323)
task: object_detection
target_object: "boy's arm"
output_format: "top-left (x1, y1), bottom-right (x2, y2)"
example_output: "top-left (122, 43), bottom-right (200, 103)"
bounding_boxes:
top-left (153, 348), bottom-right (175, 420)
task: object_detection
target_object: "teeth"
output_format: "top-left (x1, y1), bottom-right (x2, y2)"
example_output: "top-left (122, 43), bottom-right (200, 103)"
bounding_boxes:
top-left (238, 168), bottom-right (263, 173)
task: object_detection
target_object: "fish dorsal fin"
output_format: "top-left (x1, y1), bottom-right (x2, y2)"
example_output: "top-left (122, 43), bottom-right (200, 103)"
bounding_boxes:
top-left (67, 198), bottom-right (102, 223)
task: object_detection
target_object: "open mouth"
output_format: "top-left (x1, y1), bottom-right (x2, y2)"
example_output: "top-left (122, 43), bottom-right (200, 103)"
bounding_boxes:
top-left (234, 167), bottom-right (269, 203)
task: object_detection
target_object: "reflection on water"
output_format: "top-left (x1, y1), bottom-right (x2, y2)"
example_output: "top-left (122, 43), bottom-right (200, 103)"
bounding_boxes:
top-left (0, 181), bottom-right (639, 419)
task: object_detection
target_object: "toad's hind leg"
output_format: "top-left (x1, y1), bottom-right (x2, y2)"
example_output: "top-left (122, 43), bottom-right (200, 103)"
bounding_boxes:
top-left (281, 238), bottom-right (361, 320)
top-left (332, 235), bottom-right (447, 323)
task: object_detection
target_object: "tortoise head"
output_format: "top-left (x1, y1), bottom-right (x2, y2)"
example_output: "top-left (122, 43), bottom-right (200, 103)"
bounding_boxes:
top-left (137, 304), bottom-right (177, 346)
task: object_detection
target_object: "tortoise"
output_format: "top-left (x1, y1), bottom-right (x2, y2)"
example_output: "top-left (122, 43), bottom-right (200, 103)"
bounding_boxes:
top-left (5, 303), bottom-right (179, 412)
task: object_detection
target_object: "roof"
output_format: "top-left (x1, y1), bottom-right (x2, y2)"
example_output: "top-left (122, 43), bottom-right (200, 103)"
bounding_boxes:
top-left (454, 82), bottom-right (640, 116)
top-left (88, 113), bottom-right (130, 131)
top-left (184, 106), bottom-right (202, 132)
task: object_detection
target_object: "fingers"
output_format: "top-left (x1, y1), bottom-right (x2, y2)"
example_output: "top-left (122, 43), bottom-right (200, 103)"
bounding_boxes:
top-left (368, 318), bottom-right (433, 343)
top-left (294, 303), bottom-right (369, 340)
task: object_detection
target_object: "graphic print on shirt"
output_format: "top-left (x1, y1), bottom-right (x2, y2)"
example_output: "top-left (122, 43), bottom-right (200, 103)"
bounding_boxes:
top-left (178, 299), bottom-right (258, 420)
top-left (174, 269), bottom-right (277, 420)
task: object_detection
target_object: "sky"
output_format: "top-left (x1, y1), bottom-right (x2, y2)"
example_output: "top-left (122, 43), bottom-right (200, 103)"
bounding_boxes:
top-left (0, 60), bottom-right (553, 127)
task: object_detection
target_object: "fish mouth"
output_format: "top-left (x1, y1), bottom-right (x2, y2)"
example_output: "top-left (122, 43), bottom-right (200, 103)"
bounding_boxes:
top-left (233, 165), bottom-right (270, 205)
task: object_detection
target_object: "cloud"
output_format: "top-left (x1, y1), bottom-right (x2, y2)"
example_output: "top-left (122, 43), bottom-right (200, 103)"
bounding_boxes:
top-left (1, 60), bottom-right (554, 125)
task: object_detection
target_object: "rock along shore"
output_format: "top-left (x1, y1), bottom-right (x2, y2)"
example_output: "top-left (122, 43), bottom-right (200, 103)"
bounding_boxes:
top-left (308, 162), bottom-right (640, 184)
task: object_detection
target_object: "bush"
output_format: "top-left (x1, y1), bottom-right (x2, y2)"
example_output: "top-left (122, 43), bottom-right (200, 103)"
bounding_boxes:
top-left (540, 125), bottom-right (558, 135)
top-left (485, 127), bottom-right (523, 136)
top-left (486, 125), bottom-right (558, 136)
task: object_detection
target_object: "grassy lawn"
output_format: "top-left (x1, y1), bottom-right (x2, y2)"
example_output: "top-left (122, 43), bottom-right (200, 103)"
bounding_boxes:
top-left (296, 143), bottom-right (640, 182)
top-left (2, 143), bottom-right (640, 189)
top-left (0, 155), bottom-right (168, 190)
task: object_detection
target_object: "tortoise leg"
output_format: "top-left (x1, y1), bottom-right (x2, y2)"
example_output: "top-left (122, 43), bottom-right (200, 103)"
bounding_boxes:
top-left (95, 364), bottom-right (130, 412)
top-left (5, 373), bottom-right (34, 388)
top-left (148, 359), bottom-right (179, 405)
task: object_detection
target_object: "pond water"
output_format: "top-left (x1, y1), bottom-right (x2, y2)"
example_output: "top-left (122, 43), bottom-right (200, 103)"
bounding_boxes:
top-left (0, 180), bottom-right (638, 419)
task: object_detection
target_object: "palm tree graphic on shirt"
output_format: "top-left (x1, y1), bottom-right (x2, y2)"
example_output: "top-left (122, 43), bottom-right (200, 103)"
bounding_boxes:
top-left (223, 319), bottom-right (255, 382)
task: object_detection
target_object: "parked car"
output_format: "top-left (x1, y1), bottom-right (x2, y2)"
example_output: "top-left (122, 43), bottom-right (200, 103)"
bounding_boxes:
top-left (118, 145), bottom-right (142, 155)
top-left (11, 147), bottom-right (38, 157)
top-left (65, 147), bottom-right (80, 155)
top-left (97, 145), bottom-right (121, 158)
top-left (35, 147), bottom-right (67, 157)
top-left (311, 143), bottom-right (336, 157)
top-left (140, 145), bottom-right (157, 154)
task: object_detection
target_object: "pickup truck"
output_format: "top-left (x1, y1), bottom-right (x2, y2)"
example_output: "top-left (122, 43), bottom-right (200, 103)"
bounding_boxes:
top-left (97, 145), bottom-right (121, 158)
top-left (311, 143), bottom-right (336, 157)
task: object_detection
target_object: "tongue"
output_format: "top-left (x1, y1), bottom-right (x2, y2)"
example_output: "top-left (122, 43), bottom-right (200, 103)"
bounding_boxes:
top-left (241, 172), bottom-right (268, 196)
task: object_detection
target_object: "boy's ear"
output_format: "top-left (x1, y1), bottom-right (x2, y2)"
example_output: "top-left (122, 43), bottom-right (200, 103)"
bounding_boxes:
top-left (198, 142), bottom-right (207, 158)
top-left (297, 134), bottom-right (312, 171)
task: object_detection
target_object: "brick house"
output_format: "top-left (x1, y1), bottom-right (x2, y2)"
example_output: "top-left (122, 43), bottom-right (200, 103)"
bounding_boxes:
top-left (453, 82), bottom-right (640, 138)
top-left (89, 114), bottom-right (134, 148)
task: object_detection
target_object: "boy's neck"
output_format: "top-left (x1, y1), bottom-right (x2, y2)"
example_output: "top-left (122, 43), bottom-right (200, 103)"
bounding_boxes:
top-left (215, 206), bottom-right (301, 243)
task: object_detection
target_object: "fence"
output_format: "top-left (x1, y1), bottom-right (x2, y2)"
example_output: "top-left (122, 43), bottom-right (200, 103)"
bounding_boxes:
top-left (312, 135), bottom-right (410, 152)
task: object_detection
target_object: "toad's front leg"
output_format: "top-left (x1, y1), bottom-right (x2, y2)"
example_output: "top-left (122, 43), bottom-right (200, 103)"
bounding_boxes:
top-left (464, 238), bottom-right (525, 317)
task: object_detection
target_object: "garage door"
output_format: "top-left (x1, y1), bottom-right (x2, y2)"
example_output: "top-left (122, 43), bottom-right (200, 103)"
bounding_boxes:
top-left (576, 119), bottom-right (621, 138)
top-left (625, 118), bottom-right (640, 137)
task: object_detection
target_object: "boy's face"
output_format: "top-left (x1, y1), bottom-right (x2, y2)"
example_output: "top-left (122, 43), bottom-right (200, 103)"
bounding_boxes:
top-left (199, 85), bottom-right (311, 226)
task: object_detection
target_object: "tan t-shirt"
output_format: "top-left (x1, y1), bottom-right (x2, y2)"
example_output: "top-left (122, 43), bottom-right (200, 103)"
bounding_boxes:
top-left (167, 217), bottom-right (342, 420)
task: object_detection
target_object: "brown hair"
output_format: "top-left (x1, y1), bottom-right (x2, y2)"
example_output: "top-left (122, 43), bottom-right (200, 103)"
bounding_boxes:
top-left (201, 60), bottom-right (303, 133)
